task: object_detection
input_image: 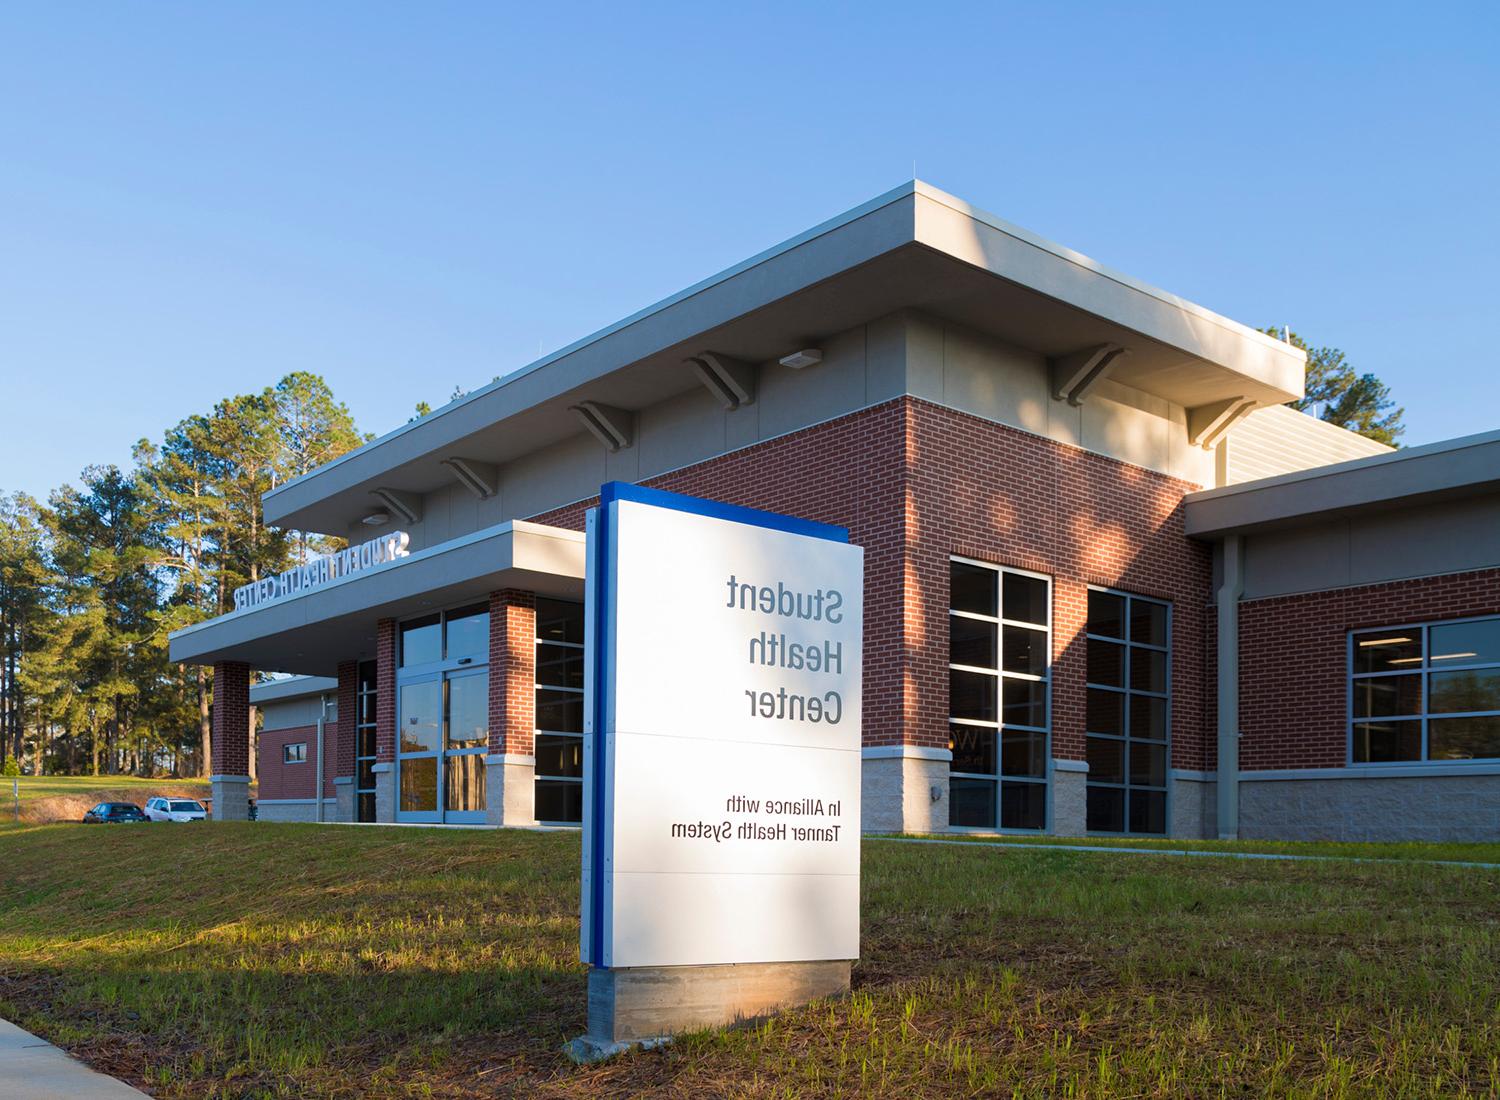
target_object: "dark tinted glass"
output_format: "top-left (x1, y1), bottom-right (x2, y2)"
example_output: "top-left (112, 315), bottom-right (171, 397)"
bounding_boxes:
top-left (536, 688), bottom-right (584, 733)
top-left (357, 727), bottom-right (377, 758)
top-left (358, 692), bottom-right (377, 725)
top-left (1351, 720), bottom-right (1421, 762)
top-left (1130, 600), bottom-right (1168, 647)
top-left (1428, 716), bottom-right (1500, 760)
top-left (1352, 630), bottom-right (1422, 673)
top-left (1001, 678), bottom-right (1046, 729)
top-left (1430, 619), bottom-right (1500, 666)
top-left (537, 646), bottom-right (584, 689)
top-left (1429, 668), bottom-right (1500, 714)
top-left (1087, 639), bottom-right (1125, 687)
top-left (1087, 689), bottom-right (1123, 735)
top-left (1352, 674), bottom-right (1422, 718)
top-left (1087, 736), bottom-right (1124, 783)
top-left (949, 778), bottom-right (996, 828)
top-left (950, 615), bottom-right (997, 669)
top-left (1130, 648), bottom-right (1166, 694)
top-left (536, 599), bottom-right (584, 645)
top-left (949, 725), bottom-right (995, 775)
top-left (535, 734), bottom-right (584, 778)
top-left (357, 792), bottom-right (376, 822)
top-left (949, 670), bottom-right (997, 722)
top-left (1001, 730), bottom-right (1046, 778)
top-left (358, 660), bottom-right (377, 692)
top-left (401, 615), bottom-right (441, 667)
top-left (1130, 741), bottom-right (1167, 787)
top-left (445, 604), bottom-right (489, 660)
top-left (1000, 781), bottom-right (1046, 829)
top-left (357, 759), bottom-right (375, 789)
top-left (1087, 591), bottom-right (1126, 638)
top-left (1002, 574), bottom-right (1048, 626)
top-left (1087, 786), bottom-right (1124, 832)
top-left (1128, 790), bottom-right (1166, 834)
top-left (1002, 626), bottom-right (1047, 676)
top-left (399, 681), bottom-right (441, 752)
top-left (950, 562), bottom-right (997, 618)
top-left (1130, 695), bottom-right (1167, 741)
top-left (534, 780), bottom-right (583, 823)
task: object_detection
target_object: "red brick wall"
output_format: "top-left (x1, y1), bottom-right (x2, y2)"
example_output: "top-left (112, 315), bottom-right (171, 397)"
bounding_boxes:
top-left (907, 401), bottom-right (1212, 766)
top-left (376, 619), bottom-right (396, 763)
top-left (530, 396), bottom-right (1212, 765)
top-left (211, 661), bottom-right (251, 776)
top-left (256, 725), bottom-right (321, 800)
top-left (335, 661), bottom-right (357, 783)
top-left (489, 590), bottom-right (537, 756)
top-left (1239, 568), bottom-right (1500, 771)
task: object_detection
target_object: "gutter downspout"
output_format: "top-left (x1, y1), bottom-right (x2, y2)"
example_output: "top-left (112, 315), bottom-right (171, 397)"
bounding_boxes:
top-left (1216, 535), bottom-right (1244, 839)
top-left (316, 694), bottom-right (328, 824)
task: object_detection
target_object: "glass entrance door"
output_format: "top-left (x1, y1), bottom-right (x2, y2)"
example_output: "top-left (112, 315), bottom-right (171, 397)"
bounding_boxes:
top-left (395, 602), bottom-right (491, 824)
top-left (398, 676), bottom-right (442, 822)
top-left (397, 670), bottom-right (491, 824)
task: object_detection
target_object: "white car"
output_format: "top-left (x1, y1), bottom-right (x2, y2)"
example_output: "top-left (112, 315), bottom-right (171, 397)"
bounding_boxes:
top-left (144, 797), bottom-right (208, 822)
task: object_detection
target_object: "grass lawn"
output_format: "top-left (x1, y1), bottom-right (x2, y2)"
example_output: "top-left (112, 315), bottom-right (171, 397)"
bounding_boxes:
top-left (1, 825), bottom-right (1498, 1098)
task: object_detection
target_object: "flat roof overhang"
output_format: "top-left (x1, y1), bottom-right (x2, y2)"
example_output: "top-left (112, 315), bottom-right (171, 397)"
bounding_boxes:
top-left (1185, 428), bottom-right (1500, 538)
top-left (168, 520), bottom-right (585, 677)
top-left (265, 182), bottom-right (1306, 536)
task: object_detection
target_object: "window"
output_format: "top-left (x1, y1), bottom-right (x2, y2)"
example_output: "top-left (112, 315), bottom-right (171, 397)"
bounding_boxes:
top-left (1086, 589), bottom-right (1170, 835)
top-left (535, 597), bottom-right (585, 824)
top-left (355, 660), bottom-right (378, 822)
top-left (283, 742), bottom-right (308, 764)
top-left (1350, 617), bottom-right (1500, 763)
top-left (401, 604), bottom-right (489, 668)
top-left (948, 558), bottom-right (1050, 831)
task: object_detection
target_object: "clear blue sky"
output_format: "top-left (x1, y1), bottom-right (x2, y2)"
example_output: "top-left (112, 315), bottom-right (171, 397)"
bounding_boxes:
top-left (3, 2), bottom-right (1497, 499)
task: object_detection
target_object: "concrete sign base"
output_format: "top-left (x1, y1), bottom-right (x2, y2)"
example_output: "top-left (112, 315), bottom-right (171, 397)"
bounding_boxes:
top-left (565, 959), bottom-right (852, 1061)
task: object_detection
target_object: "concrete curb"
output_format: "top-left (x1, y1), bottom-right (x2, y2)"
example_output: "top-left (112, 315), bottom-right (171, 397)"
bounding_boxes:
top-left (0, 1017), bottom-right (150, 1099)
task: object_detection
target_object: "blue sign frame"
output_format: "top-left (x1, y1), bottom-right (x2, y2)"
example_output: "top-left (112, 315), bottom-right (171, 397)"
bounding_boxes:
top-left (583, 481), bottom-right (848, 967)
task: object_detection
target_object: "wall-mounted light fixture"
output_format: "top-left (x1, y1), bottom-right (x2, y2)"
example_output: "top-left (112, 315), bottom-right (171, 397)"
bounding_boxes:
top-left (779, 348), bottom-right (823, 370)
top-left (361, 510), bottom-right (391, 526)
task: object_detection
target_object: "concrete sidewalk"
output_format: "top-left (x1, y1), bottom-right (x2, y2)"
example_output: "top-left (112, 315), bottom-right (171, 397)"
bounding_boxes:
top-left (0, 1018), bottom-right (150, 1099)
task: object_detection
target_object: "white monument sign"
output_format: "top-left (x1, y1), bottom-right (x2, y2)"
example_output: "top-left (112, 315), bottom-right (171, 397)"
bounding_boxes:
top-left (581, 482), bottom-right (863, 970)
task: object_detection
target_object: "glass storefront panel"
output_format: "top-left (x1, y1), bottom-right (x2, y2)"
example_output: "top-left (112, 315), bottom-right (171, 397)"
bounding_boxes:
top-left (444, 753), bottom-right (486, 813)
top-left (399, 756), bottom-right (437, 813)
top-left (399, 680), bottom-right (441, 753)
top-left (447, 672), bottom-right (489, 748)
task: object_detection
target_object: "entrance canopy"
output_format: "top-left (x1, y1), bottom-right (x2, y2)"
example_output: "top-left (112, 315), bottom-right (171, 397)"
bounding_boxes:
top-left (168, 520), bottom-right (585, 676)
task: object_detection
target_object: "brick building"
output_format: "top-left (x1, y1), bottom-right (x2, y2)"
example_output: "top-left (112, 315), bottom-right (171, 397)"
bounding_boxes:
top-left (175, 182), bottom-right (1499, 841)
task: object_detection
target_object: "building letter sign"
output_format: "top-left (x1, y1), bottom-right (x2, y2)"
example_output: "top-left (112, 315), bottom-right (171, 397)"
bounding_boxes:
top-left (232, 531), bottom-right (410, 611)
top-left (581, 482), bottom-right (863, 981)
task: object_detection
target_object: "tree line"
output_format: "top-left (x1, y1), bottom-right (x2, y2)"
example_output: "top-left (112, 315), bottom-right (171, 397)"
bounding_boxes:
top-left (0, 373), bottom-right (365, 778)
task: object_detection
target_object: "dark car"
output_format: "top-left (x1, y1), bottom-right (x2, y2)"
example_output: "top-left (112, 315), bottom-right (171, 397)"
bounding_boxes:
top-left (82, 801), bottom-right (148, 824)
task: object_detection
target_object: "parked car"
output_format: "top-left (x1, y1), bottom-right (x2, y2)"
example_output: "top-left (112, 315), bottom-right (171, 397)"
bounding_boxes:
top-left (144, 797), bottom-right (208, 822)
top-left (82, 802), bottom-right (147, 824)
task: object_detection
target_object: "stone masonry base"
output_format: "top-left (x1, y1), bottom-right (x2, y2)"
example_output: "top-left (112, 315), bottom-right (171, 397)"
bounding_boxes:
top-left (1240, 772), bottom-right (1500, 842)
top-left (860, 749), bottom-right (949, 833)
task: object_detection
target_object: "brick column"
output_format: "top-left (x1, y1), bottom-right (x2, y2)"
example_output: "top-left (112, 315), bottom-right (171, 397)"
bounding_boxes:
top-left (486, 589), bottom-right (536, 826)
top-left (373, 618), bottom-right (397, 821)
top-left (210, 661), bottom-right (252, 821)
top-left (333, 660), bottom-right (358, 822)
